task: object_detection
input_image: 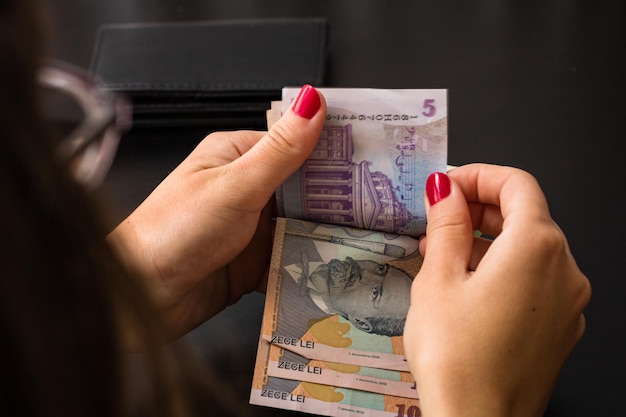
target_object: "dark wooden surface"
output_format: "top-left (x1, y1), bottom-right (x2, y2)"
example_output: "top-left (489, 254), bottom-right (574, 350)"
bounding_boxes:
top-left (44, 1), bottom-right (626, 415)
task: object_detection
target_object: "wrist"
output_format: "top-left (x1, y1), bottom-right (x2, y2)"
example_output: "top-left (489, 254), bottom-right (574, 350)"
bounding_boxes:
top-left (418, 384), bottom-right (549, 417)
top-left (416, 378), bottom-right (520, 417)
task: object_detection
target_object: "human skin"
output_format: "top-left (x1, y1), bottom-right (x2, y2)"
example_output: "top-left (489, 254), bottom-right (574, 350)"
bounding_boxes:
top-left (403, 165), bottom-right (591, 417)
top-left (107, 85), bottom-right (326, 343)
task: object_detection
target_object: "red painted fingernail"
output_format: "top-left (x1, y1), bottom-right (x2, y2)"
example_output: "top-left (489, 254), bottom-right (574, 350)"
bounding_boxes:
top-left (292, 84), bottom-right (321, 119)
top-left (425, 172), bottom-right (451, 206)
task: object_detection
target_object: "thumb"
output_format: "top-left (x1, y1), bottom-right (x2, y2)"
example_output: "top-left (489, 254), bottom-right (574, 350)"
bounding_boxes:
top-left (420, 171), bottom-right (474, 280)
top-left (239, 85), bottom-right (326, 194)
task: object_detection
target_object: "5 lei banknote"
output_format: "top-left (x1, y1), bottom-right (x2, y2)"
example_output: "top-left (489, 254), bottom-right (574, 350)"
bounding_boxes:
top-left (273, 87), bottom-right (448, 237)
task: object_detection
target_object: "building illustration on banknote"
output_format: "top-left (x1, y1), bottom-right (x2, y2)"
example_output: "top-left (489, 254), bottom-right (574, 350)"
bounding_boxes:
top-left (276, 87), bottom-right (447, 237)
top-left (284, 124), bottom-right (416, 234)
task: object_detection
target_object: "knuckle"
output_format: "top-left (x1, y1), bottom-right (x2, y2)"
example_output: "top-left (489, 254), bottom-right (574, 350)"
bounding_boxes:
top-left (580, 279), bottom-right (592, 309)
top-left (538, 222), bottom-right (567, 249)
top-left (427, 212), bottom-right (470, 237)
top-left (265, 121), bottom-right (300, 157)
top-left (575, 270), bottom-right (592, 310)
top-left (530, 221), bottom-right (592, 310)
top-left (523, 220), bottom-right (568, 260)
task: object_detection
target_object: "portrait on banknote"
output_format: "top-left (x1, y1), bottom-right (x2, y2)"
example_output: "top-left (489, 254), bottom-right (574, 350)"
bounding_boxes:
top-left (280, 219), bottom-right (420, 338)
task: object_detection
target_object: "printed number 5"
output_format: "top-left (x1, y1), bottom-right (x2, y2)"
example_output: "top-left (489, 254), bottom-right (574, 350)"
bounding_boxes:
top-left (422, 99), bottom-right (436, 117)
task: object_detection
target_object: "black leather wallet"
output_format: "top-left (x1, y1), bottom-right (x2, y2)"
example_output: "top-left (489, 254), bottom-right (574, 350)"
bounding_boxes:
top-left (90, 18), bottom-right (328, 128)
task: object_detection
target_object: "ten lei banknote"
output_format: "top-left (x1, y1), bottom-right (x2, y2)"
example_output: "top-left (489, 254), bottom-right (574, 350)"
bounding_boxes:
top-left (250, 88), bottom-right (447, 417)
top-left (250, 218), bottom-right (424, 416)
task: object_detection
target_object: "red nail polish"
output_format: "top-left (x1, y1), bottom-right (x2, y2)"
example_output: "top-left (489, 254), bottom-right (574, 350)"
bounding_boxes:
top-left (292, 84), bottom-right (321, 119)
top-left (425, 172), bottom-right (451, 206)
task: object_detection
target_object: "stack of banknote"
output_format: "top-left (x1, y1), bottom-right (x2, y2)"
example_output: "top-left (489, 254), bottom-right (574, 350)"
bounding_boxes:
top-left (249, 88), bottom-right (448, 417)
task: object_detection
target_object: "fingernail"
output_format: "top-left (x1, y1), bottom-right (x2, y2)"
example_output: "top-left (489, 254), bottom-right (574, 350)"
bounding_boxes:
top-left (425, 172), bottom-right (451, 206)
top-left (292, 84), bottom-right (321, 119)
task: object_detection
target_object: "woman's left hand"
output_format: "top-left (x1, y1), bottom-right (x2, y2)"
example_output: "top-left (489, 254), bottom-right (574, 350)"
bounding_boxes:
top-left (108, 85), bottom-right (326, 340)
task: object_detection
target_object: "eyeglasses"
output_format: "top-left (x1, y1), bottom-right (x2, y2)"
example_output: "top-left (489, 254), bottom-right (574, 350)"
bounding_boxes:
top-left (37, 59), bottom-right (132, 189)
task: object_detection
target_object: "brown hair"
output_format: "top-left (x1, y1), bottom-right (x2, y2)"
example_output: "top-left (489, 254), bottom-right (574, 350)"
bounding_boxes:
top-left (0, 1), bottom-right (242, 416)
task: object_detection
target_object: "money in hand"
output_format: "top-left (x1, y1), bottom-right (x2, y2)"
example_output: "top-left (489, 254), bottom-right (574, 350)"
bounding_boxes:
top-left (250, 88), bottom-right (448, 417)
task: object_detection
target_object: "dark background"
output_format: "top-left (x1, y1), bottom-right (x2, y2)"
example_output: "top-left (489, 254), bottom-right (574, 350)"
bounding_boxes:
top-left (43, 1), bottom-right (625, 416)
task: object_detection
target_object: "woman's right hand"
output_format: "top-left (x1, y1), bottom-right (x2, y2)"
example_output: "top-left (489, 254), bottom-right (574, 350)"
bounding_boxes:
top-left (404, 164), bottom-right (591, 417)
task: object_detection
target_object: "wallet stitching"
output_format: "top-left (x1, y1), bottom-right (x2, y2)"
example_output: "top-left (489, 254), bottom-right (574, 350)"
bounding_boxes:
top-left (104, 81), bottom-right (313, 91)
top-left (91, 20), bottom-right (327, 92)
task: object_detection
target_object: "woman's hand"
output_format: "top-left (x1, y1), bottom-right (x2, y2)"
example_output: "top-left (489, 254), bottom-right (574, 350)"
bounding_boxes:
top-left (108, 85), bottom-right (326, 340)
top-left (403, 164), bottom-right (591, 417)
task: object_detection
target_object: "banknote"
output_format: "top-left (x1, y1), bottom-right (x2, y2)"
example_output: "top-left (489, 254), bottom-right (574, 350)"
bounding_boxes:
top-left (274, 88), bottom-right (448, 237)
top-left (261, 217), bottom-right (422, 363)
top-left (265, 333), bottom-right (410, 372)
top-left (266, 342), bottom-right (418, 399)
top-left (250, 217), bottom-right (424, 415)
top-left (251, 338), bottom-right (422, 417)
